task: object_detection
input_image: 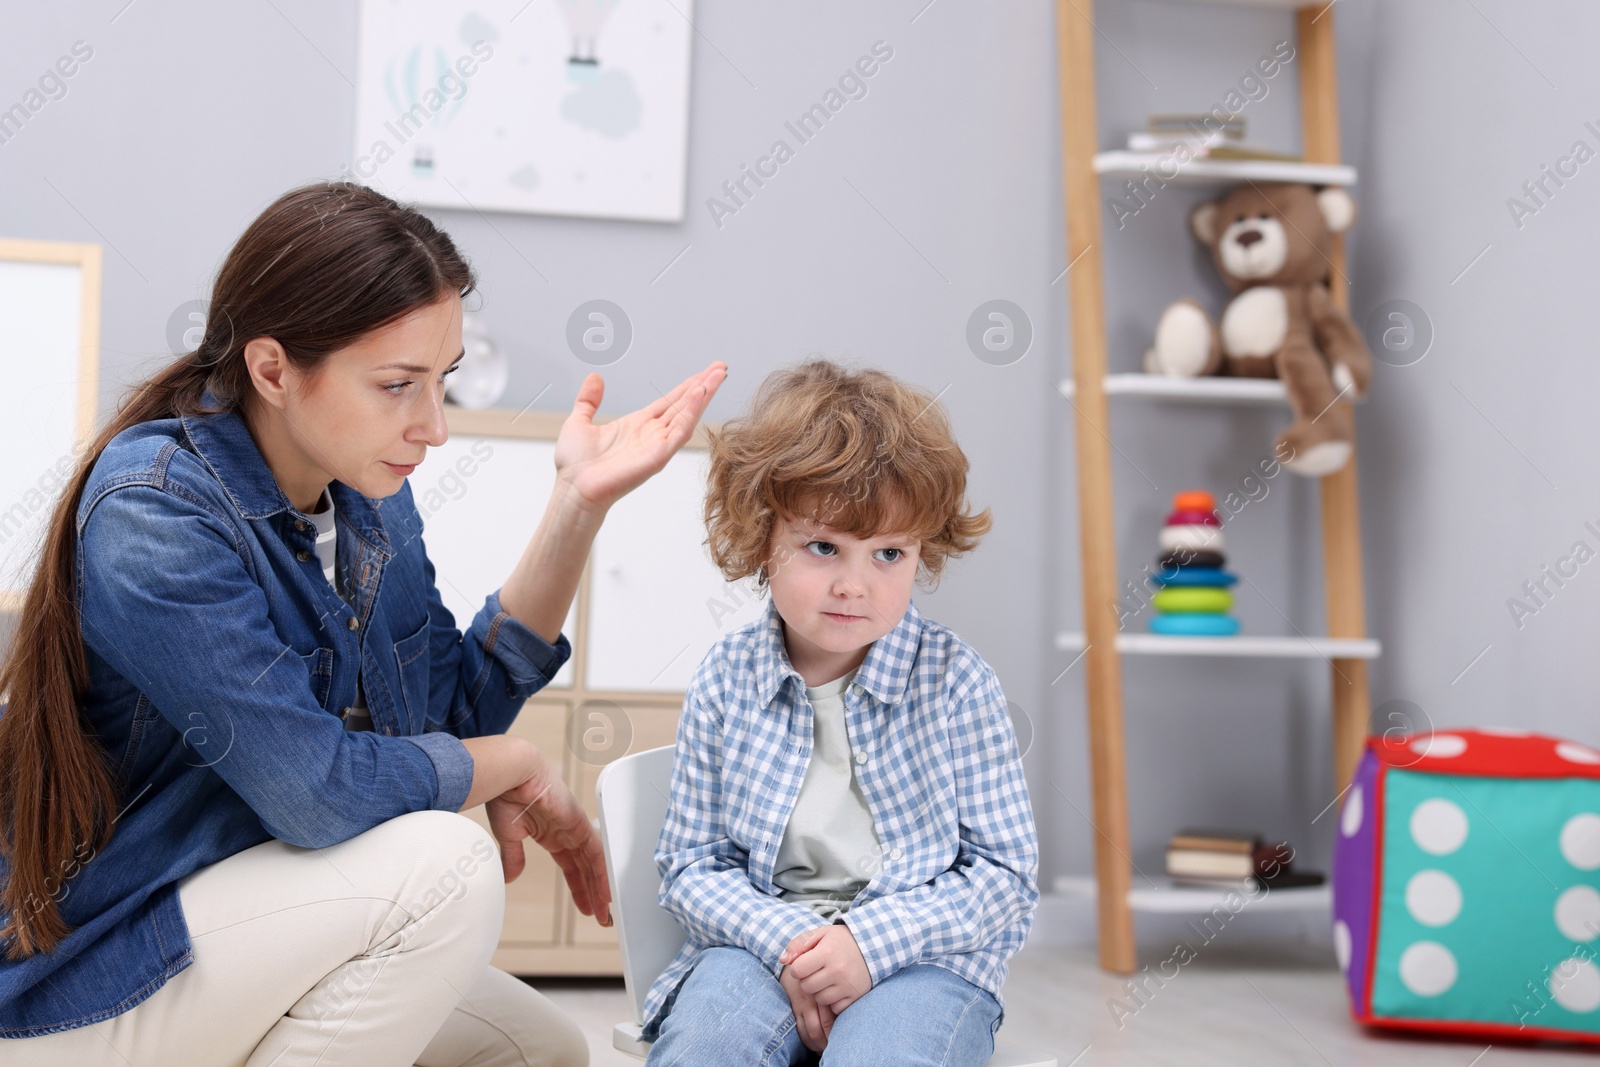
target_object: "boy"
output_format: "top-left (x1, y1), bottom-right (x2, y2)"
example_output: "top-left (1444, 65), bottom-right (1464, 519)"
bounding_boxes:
top-left (641, 360), bottom-right (1039, 1065)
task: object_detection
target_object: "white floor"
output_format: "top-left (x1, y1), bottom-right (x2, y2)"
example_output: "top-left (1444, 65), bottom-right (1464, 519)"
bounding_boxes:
top-left (530, 941), bottom-right (1600, 1066)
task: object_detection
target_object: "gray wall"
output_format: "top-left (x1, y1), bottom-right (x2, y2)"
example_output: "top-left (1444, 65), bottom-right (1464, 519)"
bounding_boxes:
top-left (3, 0), bottom-right (1592, 942)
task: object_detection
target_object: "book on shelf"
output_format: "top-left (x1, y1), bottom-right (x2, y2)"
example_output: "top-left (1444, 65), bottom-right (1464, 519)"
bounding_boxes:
top-left (1167, 827), bottom-right (1262, 853)
top-left (1202, 144), bottom-right (1305, 163)
top-left (1163, 823), bottom-right (1323, 891)
top-left (1165, 826), bottom-right (1304, 886)
top-left (1167, 842), bottom-right (1293, 880)
top-left (1123, 131), bottom-right (1304, 164)
top-left (1146, 112), bottom-right (1245, 139)
top-left (1126, 130), bottom-right (1230, 153)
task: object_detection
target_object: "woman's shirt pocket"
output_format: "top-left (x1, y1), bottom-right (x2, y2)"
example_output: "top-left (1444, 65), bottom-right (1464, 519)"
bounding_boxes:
top-left (298, 646), bottom-right (335, 711)
top-left (391, 618), bottom-right (432, 734)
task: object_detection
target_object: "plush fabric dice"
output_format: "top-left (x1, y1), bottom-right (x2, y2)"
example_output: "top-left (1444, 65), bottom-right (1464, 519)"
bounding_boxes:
top-left (1333, 729), bottom-right (1600, 1045)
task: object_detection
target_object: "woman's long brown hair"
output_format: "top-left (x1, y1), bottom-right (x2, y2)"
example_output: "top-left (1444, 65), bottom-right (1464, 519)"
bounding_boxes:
top-left (0, 181), bottom-right (476, 959)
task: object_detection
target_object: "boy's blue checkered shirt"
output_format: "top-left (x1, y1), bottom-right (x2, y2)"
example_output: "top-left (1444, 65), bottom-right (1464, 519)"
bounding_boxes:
top-left (640, 596), bottom-right (1040, 1041)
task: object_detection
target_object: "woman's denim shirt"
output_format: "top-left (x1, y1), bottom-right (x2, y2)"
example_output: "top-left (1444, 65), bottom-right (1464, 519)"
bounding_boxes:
top-left (0, 394), bottom-right (571, 1037)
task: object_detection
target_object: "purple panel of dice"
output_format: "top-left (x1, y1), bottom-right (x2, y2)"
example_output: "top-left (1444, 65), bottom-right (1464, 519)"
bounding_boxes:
top-left (1331, 745), bottom-right (1381, 1015)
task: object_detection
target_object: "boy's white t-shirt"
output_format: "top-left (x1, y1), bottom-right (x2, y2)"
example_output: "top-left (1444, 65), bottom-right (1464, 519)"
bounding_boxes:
top-left (306, 488), bottom-right (374, 731)
top-left (771, 666), bottom-right (882, 920)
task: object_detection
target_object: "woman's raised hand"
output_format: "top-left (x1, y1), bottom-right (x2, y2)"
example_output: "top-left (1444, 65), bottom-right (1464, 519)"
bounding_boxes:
top-left (485, 768), bottom-right (613, 926)
top-left (554, 362), bottom-right (728, 513)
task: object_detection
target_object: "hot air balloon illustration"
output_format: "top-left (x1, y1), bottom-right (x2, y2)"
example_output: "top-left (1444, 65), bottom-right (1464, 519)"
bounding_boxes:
top-left (382, 44), bottom-right (471, 175)
top-left (556, 0), bottom-right (621, 81)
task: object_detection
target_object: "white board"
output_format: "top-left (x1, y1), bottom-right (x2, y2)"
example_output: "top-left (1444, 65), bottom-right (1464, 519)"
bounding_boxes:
top-left (0, 245), bottom-right (99, 607)
top-left (410, 433), bottom-right (577, 686)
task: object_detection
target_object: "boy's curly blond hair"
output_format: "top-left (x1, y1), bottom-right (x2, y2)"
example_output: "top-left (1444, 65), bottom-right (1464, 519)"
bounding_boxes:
top-left (704, 359), bottom-right (992, 591)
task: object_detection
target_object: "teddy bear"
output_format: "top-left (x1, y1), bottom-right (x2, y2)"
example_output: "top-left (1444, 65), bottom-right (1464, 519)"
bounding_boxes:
top-left (1142, 181), bottom-right (1373, 477)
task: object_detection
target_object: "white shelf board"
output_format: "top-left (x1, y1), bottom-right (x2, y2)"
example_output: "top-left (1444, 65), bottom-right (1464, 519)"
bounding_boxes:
top-left (1055, 631), bottom-right (1381, 659)
top-left (1095, 150), bottom-right (1356, 187)
top-left (1055, 875), bottom-right (1332, 915)
top-left (1153, 0), bottom-right (1319, 9)
top-left (1057, 374), bottom-right (1288, 405)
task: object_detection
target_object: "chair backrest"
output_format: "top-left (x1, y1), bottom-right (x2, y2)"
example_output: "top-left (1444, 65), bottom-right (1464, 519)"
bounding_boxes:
top-left (595, 743), bottom-right (689, 1023)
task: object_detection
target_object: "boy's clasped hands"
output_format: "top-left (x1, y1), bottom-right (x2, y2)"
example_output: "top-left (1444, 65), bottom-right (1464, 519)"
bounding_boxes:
top-left (777, 922), bottom-right (874, 1052)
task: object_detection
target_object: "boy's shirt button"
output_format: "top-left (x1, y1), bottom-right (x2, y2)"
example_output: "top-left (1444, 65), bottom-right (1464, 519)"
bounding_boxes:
top-left (854, 752), bottom-right (868, 765)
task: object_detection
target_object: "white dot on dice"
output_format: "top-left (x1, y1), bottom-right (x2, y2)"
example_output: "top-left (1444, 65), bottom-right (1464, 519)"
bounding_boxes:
top-left (1404, 870), bottom-right (1462, 927)
top-left (1409, 798), bottom-right (1469, 856)
top-left (1554, 885), bottom-right (1600, 943)
top-left (1560, 814), bottom-right (1600, 871)
top-left (1341, 784), bottom-right (1364, 838)
top-left (1549, 957), bottom-right (1600, 1014)
top-left (1398, 941), bottom-right (1458, 997)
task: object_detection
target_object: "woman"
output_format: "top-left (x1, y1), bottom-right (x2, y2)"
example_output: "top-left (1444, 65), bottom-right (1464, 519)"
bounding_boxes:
top-left (0, 180), bottom-right (726, 1065)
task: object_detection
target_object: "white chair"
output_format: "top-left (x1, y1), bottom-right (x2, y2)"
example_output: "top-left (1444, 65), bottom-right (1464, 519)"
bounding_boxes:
top-left (594, 744), bottom-right (1056, 1065)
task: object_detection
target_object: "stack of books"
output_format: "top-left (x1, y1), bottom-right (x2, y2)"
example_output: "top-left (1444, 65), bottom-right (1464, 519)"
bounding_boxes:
top-left (1165, 827), bottom-right (1326, 891)
top-left (1126, 113), bottom-right (1304, 164)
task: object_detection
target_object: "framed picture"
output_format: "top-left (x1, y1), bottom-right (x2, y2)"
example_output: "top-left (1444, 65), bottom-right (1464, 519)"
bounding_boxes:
top-left (353, 0), bottom-right (694, 222)
top-left (0, 239), bottom-right (101, 610)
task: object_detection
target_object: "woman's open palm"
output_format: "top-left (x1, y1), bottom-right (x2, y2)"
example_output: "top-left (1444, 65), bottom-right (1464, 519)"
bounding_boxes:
top-left (485, 771), bottom-right (613, 927)
top-left (555, 362), bottom-right (727, 512)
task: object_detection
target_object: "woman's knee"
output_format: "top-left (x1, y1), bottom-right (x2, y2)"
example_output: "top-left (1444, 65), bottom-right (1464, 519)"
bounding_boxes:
top-left (435, 971), bottom-right (590, 1067)
top-left (494, 970), bottom-right (590, 1067)
top-left (415, 809), bottom-right (501, 883)
top-left (529, 1005), bottom-right (589, 1067)
top-left (384, 810), bottom-right (505, 935)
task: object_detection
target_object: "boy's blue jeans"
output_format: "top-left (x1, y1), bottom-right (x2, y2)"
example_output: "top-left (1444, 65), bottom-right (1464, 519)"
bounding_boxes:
top-left (644, 945), bottom-right (1003, 1066)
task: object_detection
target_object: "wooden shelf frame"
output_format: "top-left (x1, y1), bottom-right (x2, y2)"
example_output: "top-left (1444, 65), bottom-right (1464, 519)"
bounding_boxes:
top-left (1055, 1), bottom-right (1371, 973)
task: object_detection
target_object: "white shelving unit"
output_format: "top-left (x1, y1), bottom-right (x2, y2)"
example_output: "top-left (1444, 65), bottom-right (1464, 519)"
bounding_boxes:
top-left (1094, 150), bottom-right (1356, 187)
top-left (1054, 875), bottom-right (1333, 915)
top-left (1054, 632), bottom-right (1380, 660)
top-left (1055, 1), bottom-right (1375, 972)
top-left (1056, 373), bottom-right (1288, 404)
top-left (1160, 0), bottom-right (1328, 9)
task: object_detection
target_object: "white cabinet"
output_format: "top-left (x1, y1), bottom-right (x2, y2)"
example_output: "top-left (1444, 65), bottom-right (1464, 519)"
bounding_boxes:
top-left (414, 422), bottom-right (767, 695)
top-left (411, 434), bottom-right (576, 687)
top-left (586, 449), bottom-right (764, 692)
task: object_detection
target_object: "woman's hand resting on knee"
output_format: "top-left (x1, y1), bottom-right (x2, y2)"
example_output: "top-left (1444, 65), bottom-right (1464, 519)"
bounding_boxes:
top-left (459, 735), bottom-right (612, 926)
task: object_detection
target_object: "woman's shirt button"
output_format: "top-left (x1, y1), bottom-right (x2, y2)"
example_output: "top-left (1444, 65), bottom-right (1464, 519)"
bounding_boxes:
top-left (346, 616), bottom-right (360, 631)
